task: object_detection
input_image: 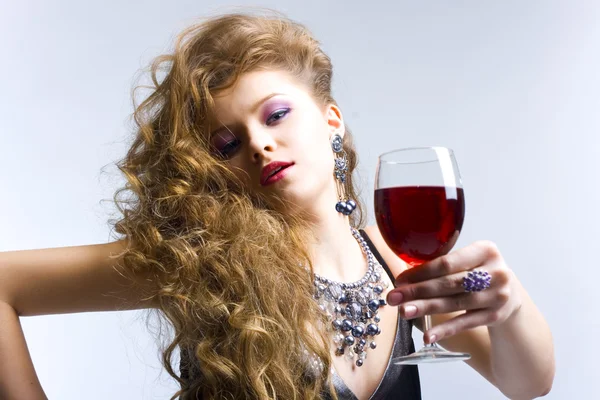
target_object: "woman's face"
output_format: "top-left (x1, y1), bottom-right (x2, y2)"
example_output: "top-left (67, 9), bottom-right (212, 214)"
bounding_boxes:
top-left (208, 69), bottom-right (344, 215)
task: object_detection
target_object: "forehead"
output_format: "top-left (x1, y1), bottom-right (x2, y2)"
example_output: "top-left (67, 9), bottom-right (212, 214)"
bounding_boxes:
top-left (209, 69), bottom-right (313, 122)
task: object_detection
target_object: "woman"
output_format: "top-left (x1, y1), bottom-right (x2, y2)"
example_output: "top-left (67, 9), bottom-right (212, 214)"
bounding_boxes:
top-left (0, 10), bottom-right (554, 400)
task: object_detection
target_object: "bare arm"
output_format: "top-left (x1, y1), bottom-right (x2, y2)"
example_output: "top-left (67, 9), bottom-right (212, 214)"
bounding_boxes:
top-left (0, 240), bottom-right (158, 398)
top-left (0, 240), bottom-right (158, 316)
top-left (0, 301), bottom-right (48, 400)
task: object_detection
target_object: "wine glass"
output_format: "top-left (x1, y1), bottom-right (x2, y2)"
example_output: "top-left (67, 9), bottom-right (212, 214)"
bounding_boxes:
top-left (374, 147), bottom-right (471, 364)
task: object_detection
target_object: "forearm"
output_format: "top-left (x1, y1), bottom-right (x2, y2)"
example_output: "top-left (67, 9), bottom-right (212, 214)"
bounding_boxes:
top-left (488, 280), bottom-right (555, 399)
top-left (0, 301), bottom-right (48, 400)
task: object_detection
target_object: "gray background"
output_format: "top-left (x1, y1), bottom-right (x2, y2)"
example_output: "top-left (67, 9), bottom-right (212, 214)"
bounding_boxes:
top-left (1, 0), bottom-right (597, 398)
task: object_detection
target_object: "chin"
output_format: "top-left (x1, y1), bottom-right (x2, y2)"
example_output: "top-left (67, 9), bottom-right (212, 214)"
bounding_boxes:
top-left (263, 178), bottom-right (332, 214)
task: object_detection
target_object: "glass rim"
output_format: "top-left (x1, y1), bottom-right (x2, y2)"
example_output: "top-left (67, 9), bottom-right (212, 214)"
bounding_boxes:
top-left (378, 146), bottom-right (455, 164)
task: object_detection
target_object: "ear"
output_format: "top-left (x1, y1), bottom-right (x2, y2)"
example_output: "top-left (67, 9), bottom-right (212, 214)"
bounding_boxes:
top-left (324, 103), bottom-right (345, 138)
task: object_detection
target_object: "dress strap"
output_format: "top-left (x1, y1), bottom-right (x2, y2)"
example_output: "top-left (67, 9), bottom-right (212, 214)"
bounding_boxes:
top-left (358, 229), bottom-right (396, 286)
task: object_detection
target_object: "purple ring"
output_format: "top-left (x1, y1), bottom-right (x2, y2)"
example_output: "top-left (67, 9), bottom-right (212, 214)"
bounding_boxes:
top-left (462, 269), bottom-right (492, 293)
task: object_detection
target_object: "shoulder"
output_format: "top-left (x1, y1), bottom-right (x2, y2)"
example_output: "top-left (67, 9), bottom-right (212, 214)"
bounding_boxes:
top-left (363, 225), bottom-right (409, 279)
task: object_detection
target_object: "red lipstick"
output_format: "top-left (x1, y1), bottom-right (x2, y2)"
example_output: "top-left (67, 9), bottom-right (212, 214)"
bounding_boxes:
top-left (260, 161), bottom-right (294, 186)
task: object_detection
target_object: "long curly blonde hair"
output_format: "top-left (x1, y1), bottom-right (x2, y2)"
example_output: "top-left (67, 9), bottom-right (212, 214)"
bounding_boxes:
top-left (110, 9), bottom-right (366, 399)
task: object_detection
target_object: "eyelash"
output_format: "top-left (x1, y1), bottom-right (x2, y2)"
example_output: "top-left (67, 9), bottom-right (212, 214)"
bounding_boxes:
top-left (266, 108), bottom-right (291, 125)
top-left (216, 108), bottom-right (291, 158)
top-left (218, 139), bottom-right (241, 158)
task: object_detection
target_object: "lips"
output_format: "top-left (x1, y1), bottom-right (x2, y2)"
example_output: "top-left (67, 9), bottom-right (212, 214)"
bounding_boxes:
top-left (260, 161), bottom-right (294, 186)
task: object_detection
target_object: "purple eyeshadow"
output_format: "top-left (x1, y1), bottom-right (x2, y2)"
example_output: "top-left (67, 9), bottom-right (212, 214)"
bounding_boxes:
top-left (262, 101), bottom-right (291, 122)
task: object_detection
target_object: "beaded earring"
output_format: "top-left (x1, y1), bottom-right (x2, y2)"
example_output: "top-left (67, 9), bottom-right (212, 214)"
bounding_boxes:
top-left (331, 134), bottom-right (356, 216)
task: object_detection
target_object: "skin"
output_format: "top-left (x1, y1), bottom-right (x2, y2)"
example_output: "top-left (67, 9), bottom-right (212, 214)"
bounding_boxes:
top-left (209, 69), bottom-right (555, 400)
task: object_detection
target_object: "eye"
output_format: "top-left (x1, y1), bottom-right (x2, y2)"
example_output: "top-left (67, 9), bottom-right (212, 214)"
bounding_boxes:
top-left (220, 139), bottom-right (241, 158)
top-left (266, 108), bottom-right (290, 126)
top-left (212, 138), bottom-right (241, 159)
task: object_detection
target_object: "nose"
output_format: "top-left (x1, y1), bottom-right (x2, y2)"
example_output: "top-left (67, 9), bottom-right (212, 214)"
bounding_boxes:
top-left (248, 127), bottom-right (277, 162)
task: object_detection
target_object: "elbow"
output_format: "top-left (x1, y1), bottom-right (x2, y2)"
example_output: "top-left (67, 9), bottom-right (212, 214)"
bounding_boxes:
top-left (500, 384), bottom-right (553, 400)
top-left (498, 365), bottom-right (555, 400)
top-left (528, 380), bottom-right (554, 400)
top-left (537, 370), bottom-right (555, 398)
top-left (539, 385), bottom-right (553, 398)
top-left (538, 355), bottom-right (556, 398)
top-left (530, 374), bottom-right (554, 399)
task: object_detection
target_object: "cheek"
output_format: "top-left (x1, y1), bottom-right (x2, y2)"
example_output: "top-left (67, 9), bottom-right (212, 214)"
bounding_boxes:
top-left (296, 135), bottom-right (331, 167)
top-left (300, 140), bottom-right (335, 186)
top-left (295, 120), bottom-right (332, 160)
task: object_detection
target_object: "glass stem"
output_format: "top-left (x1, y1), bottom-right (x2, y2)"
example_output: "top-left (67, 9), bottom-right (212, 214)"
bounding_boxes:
top-left (423, 314), bottom-right (437, 348)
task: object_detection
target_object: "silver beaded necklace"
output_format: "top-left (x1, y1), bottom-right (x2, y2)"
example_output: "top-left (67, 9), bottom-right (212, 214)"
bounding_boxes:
top-left (312, 227), bottom-right (389, 368)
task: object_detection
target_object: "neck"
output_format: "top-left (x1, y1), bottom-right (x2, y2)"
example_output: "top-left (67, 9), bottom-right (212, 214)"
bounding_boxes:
top-left (301, 195), bottom-right (368, 283)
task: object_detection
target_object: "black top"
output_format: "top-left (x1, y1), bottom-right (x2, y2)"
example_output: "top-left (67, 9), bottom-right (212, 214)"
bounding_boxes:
top-left (179, 229), bottom-right (422, 399)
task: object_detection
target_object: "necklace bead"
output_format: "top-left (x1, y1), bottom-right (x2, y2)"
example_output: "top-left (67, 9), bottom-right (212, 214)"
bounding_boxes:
top-left (311, 226), bottom-right (387, 368)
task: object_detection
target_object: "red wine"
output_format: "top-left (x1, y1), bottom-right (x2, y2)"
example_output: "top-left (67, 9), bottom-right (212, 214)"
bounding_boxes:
top-left (375, 186), bottom-right (465, 267)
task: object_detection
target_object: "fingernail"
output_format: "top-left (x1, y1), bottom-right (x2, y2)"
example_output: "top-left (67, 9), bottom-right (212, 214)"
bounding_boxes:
top-left (403, 304), bottom-right (417, 317)
top-left (388, 292), bottom-right (403, 305)
top-left (428, 334), bottom-right (437, 344)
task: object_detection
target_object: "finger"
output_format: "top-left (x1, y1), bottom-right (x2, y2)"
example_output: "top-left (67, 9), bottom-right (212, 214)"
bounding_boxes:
top-left (395, 240), bottom-right (502, 285)
top-left (388, 269), bottom-right (477, 305)
top-left (397, 290), bottom-right (497, 320)
top-left (423, 308), bottom-right (504, 344)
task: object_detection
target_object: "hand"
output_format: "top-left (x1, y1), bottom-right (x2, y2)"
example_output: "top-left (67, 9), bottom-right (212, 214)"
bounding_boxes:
top-left (386, 240), bottom-right (523, 343)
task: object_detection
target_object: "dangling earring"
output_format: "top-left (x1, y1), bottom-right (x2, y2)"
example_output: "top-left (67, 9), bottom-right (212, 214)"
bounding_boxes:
top-left (331, 134), bottom-right (356, 216)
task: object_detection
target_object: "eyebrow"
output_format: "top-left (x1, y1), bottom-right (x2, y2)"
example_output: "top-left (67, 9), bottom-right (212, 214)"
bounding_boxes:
top-left (209, 92), bottom-right (285, 137)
